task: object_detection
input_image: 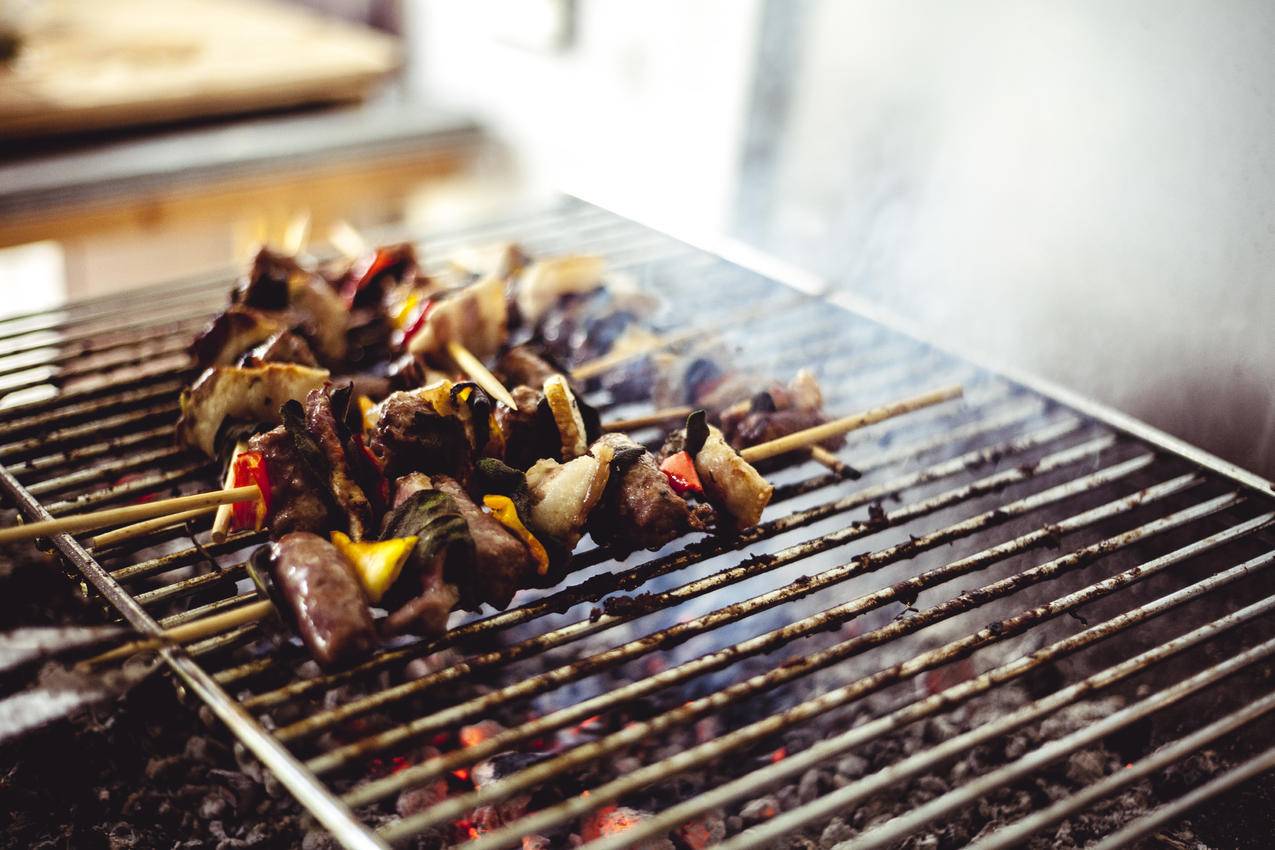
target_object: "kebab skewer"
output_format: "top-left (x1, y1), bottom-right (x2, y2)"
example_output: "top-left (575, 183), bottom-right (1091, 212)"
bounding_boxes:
top-left (80, 384), bottom-right (961, 669)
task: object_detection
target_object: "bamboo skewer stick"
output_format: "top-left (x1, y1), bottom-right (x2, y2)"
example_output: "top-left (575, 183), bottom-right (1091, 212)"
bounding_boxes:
top-left (281, 210), bottom-right (311, 256)
top-left (83, 599), bottom-right (275, 667)
top-left (328, 219), bottom-right (368, 260)
top-left (808, 446), bottom-right (860, 479)
top-left (0, 485), bottom-right (260, 545)
top-left (210, 441), bottom-right (248, 543)
top-left (601, 406), bottom-right (694, 433)
top-left (87, 506), bottom-right (217, 550)
top-left (445, 339), bottom-right (518, 410)
top-left (739, 384), bottom-right (965, 464)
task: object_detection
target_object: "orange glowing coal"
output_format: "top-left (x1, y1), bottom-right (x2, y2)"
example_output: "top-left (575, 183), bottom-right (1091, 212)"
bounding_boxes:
top-left (460, 720), bottom-right (505, 748)
top-left (770, 746), bottom-right (787, 763)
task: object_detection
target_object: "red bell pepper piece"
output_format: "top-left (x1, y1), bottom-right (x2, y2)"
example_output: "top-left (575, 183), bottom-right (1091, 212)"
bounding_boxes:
top-left (659, 450), bottom-right (703, 496)
top-left (400, 297), bottom-right (435, 346)
top-left (230, 450), bottom-right (272, 531)
top-left (341, 247), bottom-right (397, 308)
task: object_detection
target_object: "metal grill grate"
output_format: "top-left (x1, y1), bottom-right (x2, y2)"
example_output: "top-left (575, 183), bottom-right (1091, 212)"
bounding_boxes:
top-left (5, 197), bottom-right (1275, 850)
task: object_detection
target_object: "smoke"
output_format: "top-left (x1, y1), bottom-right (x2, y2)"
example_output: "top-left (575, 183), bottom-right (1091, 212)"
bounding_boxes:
top-left (732, 0), bottom-right (1275, 476)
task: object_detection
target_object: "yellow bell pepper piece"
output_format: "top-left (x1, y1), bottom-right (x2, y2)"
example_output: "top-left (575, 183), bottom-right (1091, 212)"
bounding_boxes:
top-left (392, 292), bottom-right (420, 329)
top-left (483, 495), bottom-right (550, 575)
top-left (357, 395), bottom-right (377, 434)
top-left (331, 531), bottom-right (418, 603)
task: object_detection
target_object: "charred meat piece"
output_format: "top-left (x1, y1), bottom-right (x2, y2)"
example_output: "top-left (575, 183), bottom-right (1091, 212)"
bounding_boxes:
top-left (191, 306), bottom-right (286, 368)
top-left (718, 369), bottom-right (839, 451)
top-left (432, 475), bottom-right (536, 610)
top-left (247, 426), bottom-right (334, 536)
top-left (177, 363), bottom-right (329, 457)
top-left (514, 255), bottom-right (605, 329)
top-left (369, 391), bottom-right (472, 483)
top-left (494, 385), bottom-right (557, 471)
top-left (586, 433), bottom-right (710, 553)
top-left (496, 345), bottom-right (563, 390)
top-left (233, 248), bottom-right (295, 311)
top-left (330, 243), bottom-right (420, 310)
top-left (266, 532), bottom-right (378, 669)
top-left (379, 474), bottom-right (465, 637)
top-left (302, 387), bottom-right (376, 541)
top-left (407, 275), bottom-right (508, 363)
top-left (242, 329), bottom-right (319, 367)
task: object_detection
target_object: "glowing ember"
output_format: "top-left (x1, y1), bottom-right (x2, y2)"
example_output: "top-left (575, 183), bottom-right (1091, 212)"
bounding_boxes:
top-left (451, 768), bottom-right (470, 782)
top-left (521, 837), bottom-right (551, 850)
top-left (460, 719), bottom-right (506, 747)
top-left (580, 805), bottom-right (675, 850)
top-left (676, 811), bottom-right (726, 850)
top-left (770, 746), bottom-right (787, 763)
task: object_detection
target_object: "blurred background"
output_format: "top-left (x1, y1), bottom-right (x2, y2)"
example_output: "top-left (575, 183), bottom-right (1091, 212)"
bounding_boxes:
top-left (1, 0), bottom-right (1272, 475)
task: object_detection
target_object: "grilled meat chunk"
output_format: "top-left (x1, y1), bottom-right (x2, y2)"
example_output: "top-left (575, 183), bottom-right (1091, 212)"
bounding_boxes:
top-left (718, 369), bottom-right (838, 451)
top-left (433, 475), bottom-right (536, 610)
top-left (493, 385), bottom-right (555, 471)
top-left (228, 247), bottom-right (350, 366)
top-left (243, 329), bottom-right (319, 367)
top-left (407, 275), bottom-right (508, 363)
top-left (369, 391), bottom-right (472, 483)
top-left (266, 532), bottom-right (378, 669)
top-left (303, 387), bottom-right (376, 541)
top-left (497, 345), bottom-right (563, 390)
top-left (379, 474), bottom-right (463, 637)
top-left (177, 363), bottom-right (329, 457)
top-left (586, 434), bottom-right (709, 553)
top-left (514, 255), bottom-right (605, 327)
top-left (191, 306), bottom-right (286, 368)
top-left (247, 426), bottom-right (333, 536)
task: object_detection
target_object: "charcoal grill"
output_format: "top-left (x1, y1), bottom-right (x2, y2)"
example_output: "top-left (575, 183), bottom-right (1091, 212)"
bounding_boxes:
top-left (4, 196), bottom-right (1275, 849)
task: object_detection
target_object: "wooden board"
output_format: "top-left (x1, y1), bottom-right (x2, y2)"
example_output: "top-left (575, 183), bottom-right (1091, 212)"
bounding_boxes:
top-left (0, 0), bottom-right (400, 138)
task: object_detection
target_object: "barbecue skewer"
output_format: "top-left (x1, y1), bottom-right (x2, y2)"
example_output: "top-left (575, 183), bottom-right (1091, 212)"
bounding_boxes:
top-left (601, 406), bottom-right (695, 433)
top-left (209, 440), bottom-right (247, 543)
top-left (0, 485), bottom-right (260, 545)
top-left (330, 221), bottom-right (520, 409)
top-left (76, 384), bottom-right (962, 662)
top-left (87, 506), bottom-right (217, 550)
top-left (2, 386), bottom-right (961, 547)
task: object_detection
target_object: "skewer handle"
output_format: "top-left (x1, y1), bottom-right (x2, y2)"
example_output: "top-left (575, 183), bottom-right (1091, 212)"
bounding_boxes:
top-left (601, 406), bottom-right (694, 433)
top-left (87, 506), bottom-right (217, 550)
top-left (85, 599), bottom-right (274, 666)
top-left (0, 485), bottom-right (260, 545)
top-left (740, 384), bottom-right (964, 463)
top-left (446, 340), bottom-right (518, 409)
top-left (211, 441), bottom-right (248, 543)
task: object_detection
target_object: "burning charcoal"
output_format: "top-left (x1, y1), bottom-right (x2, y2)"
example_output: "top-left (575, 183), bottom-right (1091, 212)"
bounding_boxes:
top-left (395, 778), bottom-right (449, 819)
top-left (819, 817), bottom-right (854, 847)
top-left (675, 810), bottom-right (725, 850)
top-left (739, 795), bottom-right (781, 825)
top-left (460, 719), bottom-right (506, 747)
top-left (580, 806), bottom-right (674, 850)
top-left (798, 769), bottom-right (824, 804)
top-left (471, 751), bottom-right (549, 788)
top-left (835, 754), bottom-right (868, 780)
top-left (521, 836), bottom-right (553, 850)
top-left (1065, 749), bottom-right (1111, 785)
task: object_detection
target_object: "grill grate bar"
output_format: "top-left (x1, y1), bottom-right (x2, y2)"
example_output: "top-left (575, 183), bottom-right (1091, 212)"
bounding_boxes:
top-left (342, 470), bottom-right (1203, 809)
top-left (1088, 742), bottom-right (1275, 850)
top-left (5, 199), bottom-right (1274, 849)
top-left (843, 587), bottom-right (1275, 850)
top-left (391, 492), bottom-right (1245, 847)
top-left (217, 391), bottom-right (1054, 694)
top-left (965, 674), bottom-right (1275, 850)
top-left (626, 522), bottom-right (1275, 850)
top-left (274, 430), bottom-right (1119, 742)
